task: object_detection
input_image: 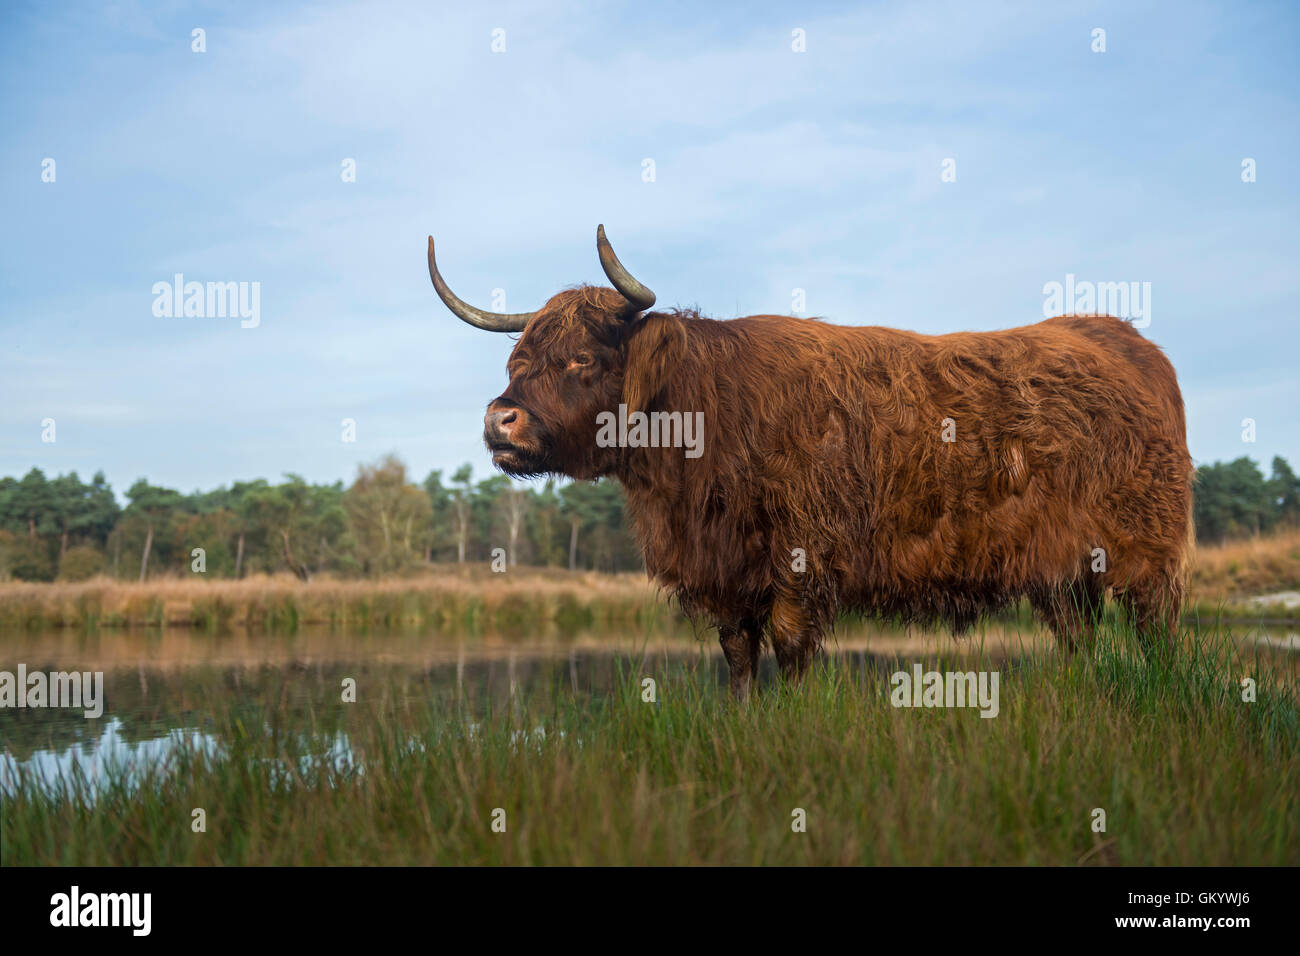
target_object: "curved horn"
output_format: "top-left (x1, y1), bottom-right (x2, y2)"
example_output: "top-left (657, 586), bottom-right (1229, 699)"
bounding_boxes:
top-left (596, 225), bottom-right (656, 312)
top-left (427, 236), bottom-right (535, 332)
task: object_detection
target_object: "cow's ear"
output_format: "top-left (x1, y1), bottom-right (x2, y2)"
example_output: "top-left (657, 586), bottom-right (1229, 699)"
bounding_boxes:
top-left (621, 314), bottom-right (686, 415)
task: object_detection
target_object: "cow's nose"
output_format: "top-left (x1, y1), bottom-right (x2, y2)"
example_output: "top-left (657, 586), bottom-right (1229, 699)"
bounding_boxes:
top-left (485, 407), bottom-right (518, 441)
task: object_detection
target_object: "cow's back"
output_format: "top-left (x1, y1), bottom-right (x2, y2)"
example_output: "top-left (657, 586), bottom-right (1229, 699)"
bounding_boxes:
top-left (626, 310), bottom-right (1192, 631)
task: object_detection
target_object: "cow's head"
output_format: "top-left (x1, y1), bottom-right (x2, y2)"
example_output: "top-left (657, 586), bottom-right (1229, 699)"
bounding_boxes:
top-left (428, 226), bottom-right (683, 480)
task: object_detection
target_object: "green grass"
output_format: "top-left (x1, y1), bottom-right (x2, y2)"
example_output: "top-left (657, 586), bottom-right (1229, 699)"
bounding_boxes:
top-left (2, 623), bottom-right (1296, 865)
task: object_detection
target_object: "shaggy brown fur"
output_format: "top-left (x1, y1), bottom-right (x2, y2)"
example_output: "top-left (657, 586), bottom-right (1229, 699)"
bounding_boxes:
top-left (479, 285), bottom-right (1194, 698)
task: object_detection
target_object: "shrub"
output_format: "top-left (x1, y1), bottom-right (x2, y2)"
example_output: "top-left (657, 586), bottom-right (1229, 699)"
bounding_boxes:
top-left (58, 545), bottom-right (106, 582)
top-left (6, 539), bottom-right (55, 582)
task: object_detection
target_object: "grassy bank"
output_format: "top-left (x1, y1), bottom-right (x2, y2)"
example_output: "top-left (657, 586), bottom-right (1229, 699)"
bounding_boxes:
top-left (1, 530), bottom-right (1298, 631)
top-left (0, 567), bottom-right (672, 633)
top-left (1188, 527), bottom-right (1300, 612)
top-left (3, 623), bottom-right (1296, 865)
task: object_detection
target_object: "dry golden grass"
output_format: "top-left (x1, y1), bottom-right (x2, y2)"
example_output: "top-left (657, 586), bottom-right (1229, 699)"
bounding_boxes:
top-left (1189, 527), bottom-right (1300, 601)
top-left (0, 564), bottom-right (669, 631)
top-left (2, 530), bottom-right (1298, 630)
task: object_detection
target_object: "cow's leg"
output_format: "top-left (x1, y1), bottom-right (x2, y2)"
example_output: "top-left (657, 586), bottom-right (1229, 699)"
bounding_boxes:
top-left (1117, 573), bottom-right (1182, 658)
top-left (769, 595), bottom-right (820, 682)
top-left (718, 618), bottom-right (762, 700)
top-left (1032, 577), bottom-right (1104, 653)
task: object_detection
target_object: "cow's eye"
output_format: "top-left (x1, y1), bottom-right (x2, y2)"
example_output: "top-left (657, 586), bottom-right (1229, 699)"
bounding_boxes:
top-left (570, 353), bottom-right (593, 368)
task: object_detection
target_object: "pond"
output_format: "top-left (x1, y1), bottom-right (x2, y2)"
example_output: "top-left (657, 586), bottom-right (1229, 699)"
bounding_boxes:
top-left (1, 620), bottom-right (1291, 798)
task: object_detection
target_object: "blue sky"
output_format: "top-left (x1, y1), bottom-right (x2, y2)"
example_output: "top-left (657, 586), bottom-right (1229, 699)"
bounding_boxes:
top-left (1, 0), bottom-right (1297, 499)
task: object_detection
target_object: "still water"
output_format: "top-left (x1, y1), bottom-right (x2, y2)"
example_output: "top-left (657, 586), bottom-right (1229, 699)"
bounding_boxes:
top-left (0, 622), bottom-right (1289, 797)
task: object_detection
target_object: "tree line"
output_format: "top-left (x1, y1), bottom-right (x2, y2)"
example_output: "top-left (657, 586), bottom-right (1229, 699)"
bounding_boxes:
top-left (0, 456), bottom-right (640, 581)
top-left (0, 454), bottom-right (1296, 582)
top-left (1193, 455), bottom-right (1299, 544)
